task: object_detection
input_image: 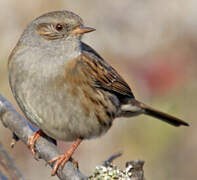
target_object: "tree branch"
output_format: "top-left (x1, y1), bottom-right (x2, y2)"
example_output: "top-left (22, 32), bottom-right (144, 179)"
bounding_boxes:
top-left (0, 94), bottom-right (86, 180)
top-left (0, 94), bottom-right (146, 180)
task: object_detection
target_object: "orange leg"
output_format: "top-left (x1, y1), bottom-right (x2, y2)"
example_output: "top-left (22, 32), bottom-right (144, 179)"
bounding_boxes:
top-left (48, 138), bottom-right (82, 176)
top-left (27, 130), bottom-right (44, 157)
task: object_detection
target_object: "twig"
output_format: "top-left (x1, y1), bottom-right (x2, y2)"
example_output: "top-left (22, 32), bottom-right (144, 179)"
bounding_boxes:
top-left (125, 160), bottom-right (145, 180)
top-left (103, 152), bottom-right (122, 166)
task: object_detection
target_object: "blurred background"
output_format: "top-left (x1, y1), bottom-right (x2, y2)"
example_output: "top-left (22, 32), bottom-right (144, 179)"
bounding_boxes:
top-left (0, 0), bottom-right (196, 179)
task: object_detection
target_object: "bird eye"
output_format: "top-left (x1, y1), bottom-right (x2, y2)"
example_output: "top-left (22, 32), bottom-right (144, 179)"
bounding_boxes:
top-left (55, 24), bottom-right (63, 31)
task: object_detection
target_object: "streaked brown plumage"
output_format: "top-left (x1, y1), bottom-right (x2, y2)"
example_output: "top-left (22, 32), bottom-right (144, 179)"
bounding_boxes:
top-left (8, 10), bottom-right (189, 176)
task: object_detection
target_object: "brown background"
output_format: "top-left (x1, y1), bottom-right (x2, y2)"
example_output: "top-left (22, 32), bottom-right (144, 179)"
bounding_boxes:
top-left (0, 1), bottom-right (196, 180)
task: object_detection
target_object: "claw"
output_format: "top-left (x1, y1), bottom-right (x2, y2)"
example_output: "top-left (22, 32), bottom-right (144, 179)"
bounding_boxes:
top-left (27, 130), bottom-right (43, 159)
top-left (48, 138), bottom-right (82, 176)
top-left (70, 157), bottom-right (79, 169)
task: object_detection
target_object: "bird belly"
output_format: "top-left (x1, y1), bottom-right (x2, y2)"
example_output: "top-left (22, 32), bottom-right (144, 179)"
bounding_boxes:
top-left (8, 50), bottom-right (118, 141)
top-left (40, 97), bottom-right (111, 141)
top-left (14, 83), bottom-right (113, 141)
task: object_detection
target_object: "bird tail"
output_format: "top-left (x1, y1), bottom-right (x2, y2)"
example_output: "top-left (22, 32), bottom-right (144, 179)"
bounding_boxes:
top-left (120, 99), bottom-right (189, 127)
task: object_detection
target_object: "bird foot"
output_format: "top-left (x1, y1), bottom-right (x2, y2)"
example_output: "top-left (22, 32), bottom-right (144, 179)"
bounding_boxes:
top-left (48, 153), bottom-right (71, 176)
top-left (48, 138), bottom-right (82, 176)
top-left (27, 130), bottom-right (43, 159)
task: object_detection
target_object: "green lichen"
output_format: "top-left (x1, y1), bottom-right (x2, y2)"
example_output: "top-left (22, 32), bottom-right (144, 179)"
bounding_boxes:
top-left (88, 163), bottom-right (136, 180)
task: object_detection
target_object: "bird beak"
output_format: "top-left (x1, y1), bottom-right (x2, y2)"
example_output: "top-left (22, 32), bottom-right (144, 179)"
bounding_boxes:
top-left (71, 26), bottom-right (96, 35)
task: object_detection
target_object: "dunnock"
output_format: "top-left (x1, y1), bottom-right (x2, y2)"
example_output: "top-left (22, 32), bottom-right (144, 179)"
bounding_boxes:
top-left (8, 10), bottom-right (189, 175)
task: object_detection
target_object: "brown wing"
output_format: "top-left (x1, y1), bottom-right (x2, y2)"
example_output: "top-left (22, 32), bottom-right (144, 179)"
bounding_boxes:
top-left (80, 50), bottom-right (134, 98)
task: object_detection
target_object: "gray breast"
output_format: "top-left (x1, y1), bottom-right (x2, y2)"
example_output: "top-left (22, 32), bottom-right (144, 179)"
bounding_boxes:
top-left (8, 46), bottom-right (115, 141)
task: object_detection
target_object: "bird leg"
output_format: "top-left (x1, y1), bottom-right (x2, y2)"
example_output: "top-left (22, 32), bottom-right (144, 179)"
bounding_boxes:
top-left (48, 138), bottom-right (82, 176)
top-left (27, 130), bottom-right (44, 158)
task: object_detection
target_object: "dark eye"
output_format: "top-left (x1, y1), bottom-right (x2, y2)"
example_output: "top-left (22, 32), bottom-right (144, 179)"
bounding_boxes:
top-left (55, 24), bottom-right (63, 31)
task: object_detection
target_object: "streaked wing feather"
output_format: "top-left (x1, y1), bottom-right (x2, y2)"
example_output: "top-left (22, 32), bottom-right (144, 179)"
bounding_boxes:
top-left (80, 51), bottom-right (134, 98)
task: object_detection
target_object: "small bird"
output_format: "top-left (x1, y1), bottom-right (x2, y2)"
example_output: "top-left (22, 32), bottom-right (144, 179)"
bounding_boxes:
top-left (8, 10), bottom-right (189, 175)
